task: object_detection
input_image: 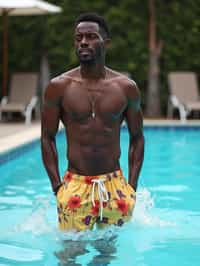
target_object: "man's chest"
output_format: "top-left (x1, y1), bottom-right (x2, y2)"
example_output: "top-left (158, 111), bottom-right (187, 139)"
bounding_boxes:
top-left (61, 82), bottom-right (127, 121)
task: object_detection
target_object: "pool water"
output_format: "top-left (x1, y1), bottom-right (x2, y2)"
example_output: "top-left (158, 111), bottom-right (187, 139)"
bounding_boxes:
top-left (0, 128), bottom-right (200, 266)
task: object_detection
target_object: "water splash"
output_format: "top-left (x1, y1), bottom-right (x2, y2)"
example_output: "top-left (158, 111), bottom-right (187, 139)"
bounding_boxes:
top-left (0, 188), bottom-right (175, 242)
top-left (133, 188), bottom-right (175, 227)
top-left (13, 196), bottom-right (53, 235)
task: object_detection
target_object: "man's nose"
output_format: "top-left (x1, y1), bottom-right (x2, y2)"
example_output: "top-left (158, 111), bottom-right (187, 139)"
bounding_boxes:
top-left (80, 36), bottom-right (88, 47)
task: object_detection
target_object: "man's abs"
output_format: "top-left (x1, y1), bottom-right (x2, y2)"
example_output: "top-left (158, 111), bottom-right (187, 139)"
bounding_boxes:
top-left (67, 141), bottom-right (121, 175)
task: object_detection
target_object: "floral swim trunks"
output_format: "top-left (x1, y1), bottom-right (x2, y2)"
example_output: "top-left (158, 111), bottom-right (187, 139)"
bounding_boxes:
top-left (56, 169), bottom-right (136, 231)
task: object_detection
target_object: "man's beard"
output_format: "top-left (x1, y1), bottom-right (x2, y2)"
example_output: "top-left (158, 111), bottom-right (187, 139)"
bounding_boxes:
top-left (76, 49), bottom-right (94, 65)
top-left (79, 56), bottom-right (95, 65)
top-left (76, 47), bottom-right (103, 65)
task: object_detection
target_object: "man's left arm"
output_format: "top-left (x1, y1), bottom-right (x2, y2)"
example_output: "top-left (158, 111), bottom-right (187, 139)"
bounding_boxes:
top-left (124, 81), bottom-right (145, 191)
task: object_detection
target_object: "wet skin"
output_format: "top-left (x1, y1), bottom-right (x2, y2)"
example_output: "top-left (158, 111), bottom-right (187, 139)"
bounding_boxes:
top-left (41, 22), bottom-right (144, 193)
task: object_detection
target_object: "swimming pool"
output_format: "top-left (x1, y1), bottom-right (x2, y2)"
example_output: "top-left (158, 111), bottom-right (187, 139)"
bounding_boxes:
top-left (0, 127), bottom-right (200, 266)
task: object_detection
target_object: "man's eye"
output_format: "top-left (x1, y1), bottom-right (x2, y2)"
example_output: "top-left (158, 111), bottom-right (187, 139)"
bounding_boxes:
top-left (75, 35), bottom-right (82, 41)
top-left (88, 34), bottom-right (97, 39)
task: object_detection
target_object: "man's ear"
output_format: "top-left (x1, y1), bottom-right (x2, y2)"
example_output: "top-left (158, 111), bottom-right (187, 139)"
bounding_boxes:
top-left (104, 38), bottom-right (111, 49)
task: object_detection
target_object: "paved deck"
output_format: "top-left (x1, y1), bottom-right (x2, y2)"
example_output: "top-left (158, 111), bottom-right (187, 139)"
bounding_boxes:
top-left (0, 119), bottom-right (200, 154)
top-left (0, 121), bottom-right (41, 154)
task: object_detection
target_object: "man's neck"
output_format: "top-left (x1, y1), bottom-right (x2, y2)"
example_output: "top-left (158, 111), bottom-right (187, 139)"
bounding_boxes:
top-left (80, 63), bottom-right (106, 80)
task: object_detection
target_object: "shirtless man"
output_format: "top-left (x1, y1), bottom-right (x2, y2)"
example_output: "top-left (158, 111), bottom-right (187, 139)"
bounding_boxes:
top-left (41, 13), bottom-right (144, 231)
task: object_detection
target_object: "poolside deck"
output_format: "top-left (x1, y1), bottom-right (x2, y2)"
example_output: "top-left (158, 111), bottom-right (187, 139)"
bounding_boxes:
top-left (0, 119), bottom-right (200, 154)
top-left (0, 121), bottom-right (41, 154)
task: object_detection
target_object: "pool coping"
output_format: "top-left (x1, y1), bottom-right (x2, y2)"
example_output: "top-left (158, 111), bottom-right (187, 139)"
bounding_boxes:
top-left (0, 123), bottom-right (41, 154)
top-left (0, 119), bottom-right (200, 164)
top-left (0, 122), bottom-right (64, 165)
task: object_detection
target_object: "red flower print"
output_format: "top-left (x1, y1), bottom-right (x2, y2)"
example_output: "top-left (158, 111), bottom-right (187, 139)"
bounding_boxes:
top-left (94, 200), bottom-right (107, 208)
top-left (91, 200), bottom-right (107, 215)
top-left (94, 200), bottom-right (100, 206)
top-left (85, 176), bottom-right (97, 185)
top-left (103, 202), bottom-right (107, 208)
top-left (91, 200), bottom-right (99, 215)
top-left (116, 199), bottom-right (129, 215)
top-left (91, 205), bottom-right (99, 215)
top-left (67, 195), bottom-right (81, 209)
top-left (64, 172), bottom-right (72, 182)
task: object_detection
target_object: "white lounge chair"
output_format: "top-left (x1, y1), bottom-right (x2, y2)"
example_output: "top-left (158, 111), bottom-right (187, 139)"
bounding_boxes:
top-left (167, 72), bottom-right (200, 122)
top-left (0, 72), bottom-right (38, 124)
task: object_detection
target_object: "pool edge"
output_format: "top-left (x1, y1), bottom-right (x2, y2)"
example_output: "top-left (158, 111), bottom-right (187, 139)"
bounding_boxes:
top-left (1, 122), bottom-right (200, 165)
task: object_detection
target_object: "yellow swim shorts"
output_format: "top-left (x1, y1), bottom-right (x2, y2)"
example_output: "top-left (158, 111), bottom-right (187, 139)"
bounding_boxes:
top-left (56, 169), bottom-right (136, 231)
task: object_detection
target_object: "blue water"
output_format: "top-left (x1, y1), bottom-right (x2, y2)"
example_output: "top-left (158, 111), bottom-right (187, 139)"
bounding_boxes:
top-left (0, 127), bottom-right (200, 266)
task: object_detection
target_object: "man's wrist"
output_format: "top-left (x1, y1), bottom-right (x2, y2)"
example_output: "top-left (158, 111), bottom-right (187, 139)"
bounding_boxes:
top-left (53, 182), bottom-right (63, 196)
top-left (128, 178), bottom-right (137, 191)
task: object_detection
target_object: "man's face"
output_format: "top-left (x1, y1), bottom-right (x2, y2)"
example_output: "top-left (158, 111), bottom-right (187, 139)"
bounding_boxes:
top-left (74, 22), bottom-right (106, 63)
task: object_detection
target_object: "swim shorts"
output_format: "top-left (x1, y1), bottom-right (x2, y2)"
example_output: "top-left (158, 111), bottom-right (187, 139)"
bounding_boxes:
top-left (56, 169), bottom-right (136, 231)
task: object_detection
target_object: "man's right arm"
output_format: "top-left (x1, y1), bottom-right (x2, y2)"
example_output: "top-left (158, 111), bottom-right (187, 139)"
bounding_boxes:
top-left (41, 80), bottom-right (62, 195)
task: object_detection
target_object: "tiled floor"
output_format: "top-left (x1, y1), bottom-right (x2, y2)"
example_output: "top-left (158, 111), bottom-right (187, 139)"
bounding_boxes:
top-left (0, 119), bottom-right (200, 154)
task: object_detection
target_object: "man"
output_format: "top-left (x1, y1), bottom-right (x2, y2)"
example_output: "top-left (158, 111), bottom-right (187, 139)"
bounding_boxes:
top-left (41, 13), bottom-right (144, 231)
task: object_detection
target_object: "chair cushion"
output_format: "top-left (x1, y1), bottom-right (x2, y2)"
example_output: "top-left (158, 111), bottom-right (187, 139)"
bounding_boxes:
top-left (187, 101), bottom-right (200, 110)
top-left (0, 103), bottom-right (26, 112)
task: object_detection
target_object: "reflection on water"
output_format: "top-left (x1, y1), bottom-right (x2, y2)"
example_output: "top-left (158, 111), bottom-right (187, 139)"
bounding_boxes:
top-left (55, 235), bottom-right (117, 266)
top-left (55, 240), bottom-right (88, 266)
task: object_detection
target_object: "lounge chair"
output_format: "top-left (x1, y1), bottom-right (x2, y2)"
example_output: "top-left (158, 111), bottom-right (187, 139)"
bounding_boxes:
top-left (167, 72), bottom-right (200, 122)
top-left (0, 72), bottom-right (38, 124)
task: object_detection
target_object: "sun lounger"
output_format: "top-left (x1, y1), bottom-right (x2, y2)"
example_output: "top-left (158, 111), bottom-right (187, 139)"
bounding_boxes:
top-left (0, 72), bottom-right (38, 124)
top-left (167, 72), bottom-right (200, 122)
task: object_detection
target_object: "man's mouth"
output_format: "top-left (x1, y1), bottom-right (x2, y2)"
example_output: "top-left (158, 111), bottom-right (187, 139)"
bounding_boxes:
top-left (79, 49), bottom-right (92, 54)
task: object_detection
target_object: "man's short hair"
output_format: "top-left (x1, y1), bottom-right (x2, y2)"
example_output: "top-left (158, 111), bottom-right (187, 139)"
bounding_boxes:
top-left (75, 12), bottom-right (110, 39)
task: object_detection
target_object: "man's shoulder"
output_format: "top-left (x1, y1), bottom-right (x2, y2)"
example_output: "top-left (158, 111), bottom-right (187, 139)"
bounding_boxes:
top-left (45, 67), bottom-right (80, 96)
top-left (43, 68), bottom-right (77, 102)
top-left (106, 68), bottom-right (136, 84)
top-left (50, 67), bottom-right (80, 87)
top-left (106, 68), bottom-right (138, 93)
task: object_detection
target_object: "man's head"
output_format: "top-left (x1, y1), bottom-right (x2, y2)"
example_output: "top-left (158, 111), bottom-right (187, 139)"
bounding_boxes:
top-left (74, 13), bottom-right (110, 64)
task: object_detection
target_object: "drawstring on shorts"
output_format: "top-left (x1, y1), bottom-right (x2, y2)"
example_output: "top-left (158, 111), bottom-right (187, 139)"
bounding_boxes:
top-left (91, 179), bottom-right (109, 221)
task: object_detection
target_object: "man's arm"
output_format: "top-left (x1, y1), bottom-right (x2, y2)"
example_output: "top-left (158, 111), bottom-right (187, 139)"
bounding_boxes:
top-left (124, 81), bottom-right (145, 191)
top-left (41, 80), bottom-right (62, 195)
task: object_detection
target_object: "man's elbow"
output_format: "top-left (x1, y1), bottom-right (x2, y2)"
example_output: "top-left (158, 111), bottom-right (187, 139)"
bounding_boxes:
top-left (131, 131), bottom-right (144, 144)
top-left (41, 132), bottom-right (55, 147)
top-left (136, 133), bottom-right (145, 153)
top-left (131, 132), bottom-right (145, 154)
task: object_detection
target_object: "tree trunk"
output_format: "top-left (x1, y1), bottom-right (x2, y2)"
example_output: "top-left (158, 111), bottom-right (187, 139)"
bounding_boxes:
top-left (147, 51), bottom-right (161, 116)
top-left (146, 0), bottom-right (162, 117)
top-left (2, 11), bottom-right (8, 97)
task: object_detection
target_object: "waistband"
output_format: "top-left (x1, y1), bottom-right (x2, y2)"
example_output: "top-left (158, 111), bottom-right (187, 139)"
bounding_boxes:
top-left (63, 169), bottom-right (123, 183)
